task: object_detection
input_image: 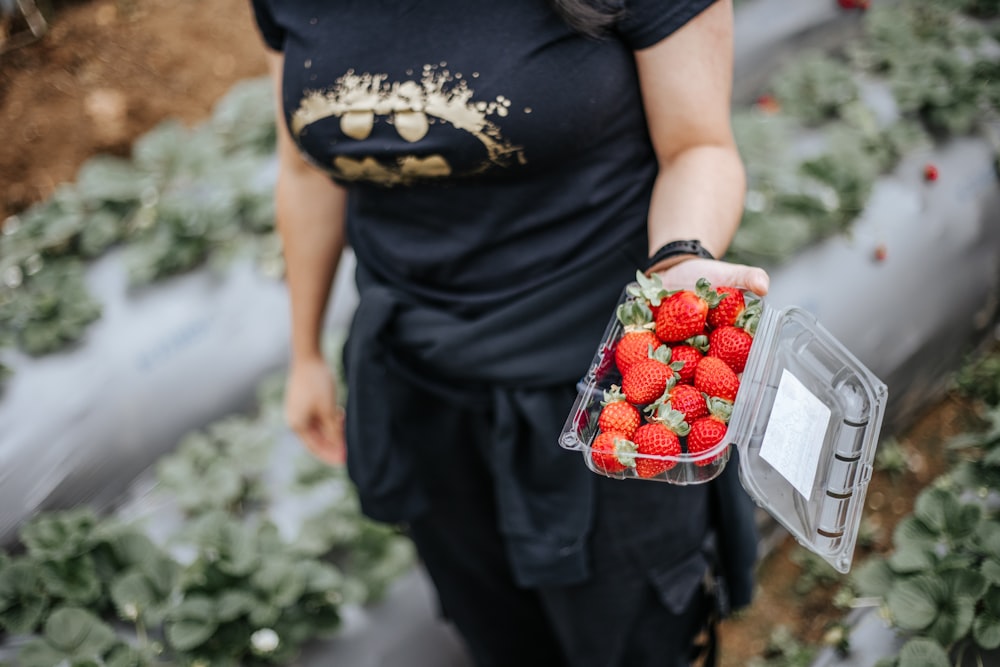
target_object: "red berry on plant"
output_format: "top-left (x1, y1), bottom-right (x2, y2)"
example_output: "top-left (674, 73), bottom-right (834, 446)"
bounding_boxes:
top-left (924, 163), bottom-right (939, 182)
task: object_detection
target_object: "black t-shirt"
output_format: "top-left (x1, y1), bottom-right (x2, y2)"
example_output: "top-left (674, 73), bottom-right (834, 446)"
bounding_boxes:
top-left (251, 0), bottom-right (715, 315)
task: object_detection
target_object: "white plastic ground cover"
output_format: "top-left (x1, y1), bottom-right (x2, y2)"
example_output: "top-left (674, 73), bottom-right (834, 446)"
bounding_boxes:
top-left (762, 135), bottom-right (1000, 434)
top-left (732, 0), bottom-right (894, 104)
top-left (0, 248), bottom-right (359, 545)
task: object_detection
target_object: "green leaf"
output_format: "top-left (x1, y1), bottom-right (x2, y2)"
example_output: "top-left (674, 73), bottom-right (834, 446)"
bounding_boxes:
top-left (897, 638), bottom-right (950, 667)
top-left (20, 509), bottom-right (100, 561)
top-left (43, 606), bottom-right (117, 656)
top-left (983, 560), bottom-right (1000, 586)
top-left (37, 556), bottom-right (102, 605)
top-left (894, 516), bottom-right (938, 551)
top-left (252, 559), bottom-right (306, 608)
top-left (889, 545), bottom-right (935, 574)
top-left (925, 595), bottom-right (975, 646)
top-left (974, 611), bottom-right (1000, 650)
top-left (914, 488), bottom-right (952, 533)
top-left (852, 558), bottom-right (896, 597)
top-left (887, 575), bottom-right (945, 630)
top-left (941, 569), bottom-right (988, 600)
top-left (110, 571), bottom-right (158, 621)
top-left (164, 595), bottom-right (218, 651)
top-left (0, 559), bottom-right (49, 634)
top-left (216, 589), bottom-right (257, 622)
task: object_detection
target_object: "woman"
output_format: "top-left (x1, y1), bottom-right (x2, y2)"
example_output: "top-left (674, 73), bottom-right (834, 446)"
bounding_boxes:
top-left (250, 0), bottom-right (769, 664)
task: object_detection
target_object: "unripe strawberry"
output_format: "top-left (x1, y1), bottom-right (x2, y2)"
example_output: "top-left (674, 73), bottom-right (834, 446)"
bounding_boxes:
top-left (621, 345), bottom-right (682, 405)
top-left (655, 278), bottom-right (721, 343)
top-left (632, 422), bottom-right (685, 478)
top-left (694, 356), bottom-right (741, 402)
top-left (598, 385), bottom-right (641, 438)
top-left (590, 431), bottom-right (637, 474)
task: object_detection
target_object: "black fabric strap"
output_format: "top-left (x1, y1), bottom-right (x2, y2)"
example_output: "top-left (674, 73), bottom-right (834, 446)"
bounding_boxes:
top-left (646, 239), bottom-right (715, 272)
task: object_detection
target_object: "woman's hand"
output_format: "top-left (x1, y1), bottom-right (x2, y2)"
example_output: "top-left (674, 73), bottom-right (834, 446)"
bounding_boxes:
top-left (655, 257), bottom-right (769, 297)
top-left (285, 357), bottom-right (346, 466)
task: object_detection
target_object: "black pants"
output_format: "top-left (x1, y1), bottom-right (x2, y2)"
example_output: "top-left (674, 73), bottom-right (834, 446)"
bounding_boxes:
top-left (400, 387), bottom-right (719, 667)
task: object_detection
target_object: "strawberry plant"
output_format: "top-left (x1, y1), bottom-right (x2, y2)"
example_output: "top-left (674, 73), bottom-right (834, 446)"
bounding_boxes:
top-left (0, 368), bottom-right (415, 665)
top-left (0, 77), bottom-right (279, 361)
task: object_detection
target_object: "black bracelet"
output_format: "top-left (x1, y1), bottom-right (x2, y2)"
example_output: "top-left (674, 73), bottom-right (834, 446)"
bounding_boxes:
top-left (645, 239), bottom-right (715, 272)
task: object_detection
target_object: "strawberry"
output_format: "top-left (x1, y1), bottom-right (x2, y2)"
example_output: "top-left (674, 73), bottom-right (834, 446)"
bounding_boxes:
top-left (708, 298), bottom-right (761, 373)
top-left (598, 385), bottom-right (641, 438)
top-left (654, 278), bottom-right (722, 343)
top-left (646, 383), bottom-right (708, 425)
top-left (708, 326), bottom-right (753, 374)
top-left (873, 243), bottom-right (888, 262)
top-left (755, 94), bottom-right (781, 114)
top-left (694, 356), bottom-right (741, 402)
top-left (669, 346), bottom-right (702, 384)
top-left (590, 431), bottom-right (637, 474)
top-left (614, 297), bottom-right (660, 375)
top-left (632, 416), bottom-right (688, 478)
top-left (621, 345), bottom-right (683, 405)
top-left (923, 163), bottom-right (939, 182)
top-left (707, 286), bottom-right (745, 329)
top-left (687, 398), bottom-right (734, 466)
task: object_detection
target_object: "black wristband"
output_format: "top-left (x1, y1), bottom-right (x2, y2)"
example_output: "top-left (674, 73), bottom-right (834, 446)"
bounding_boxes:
top-left (645, 239), bottom-right (715, 272)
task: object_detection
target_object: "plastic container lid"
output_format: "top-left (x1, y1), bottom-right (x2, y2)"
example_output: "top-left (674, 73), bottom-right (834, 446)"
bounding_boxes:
top-left (731, 304), bottom-right (887, 573)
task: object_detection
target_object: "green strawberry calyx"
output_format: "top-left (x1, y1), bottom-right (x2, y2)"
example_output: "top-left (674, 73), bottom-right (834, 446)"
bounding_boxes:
top-left (643, 403), bottom-right (691, 436)
top-left (695, 277), bottom-right (724, 308)
top-left (616, 298), bottom-right (655, 331)
top-left (735, 299), bottom-right (763, 336)
top-left (602, 384), bottom-right (628, 406)
top-left (611, 435), bottom-right (638, 468)
top-left (705, 396), bottom-right (735, 424)
top-left (627, 270), bottom-right (669, 308)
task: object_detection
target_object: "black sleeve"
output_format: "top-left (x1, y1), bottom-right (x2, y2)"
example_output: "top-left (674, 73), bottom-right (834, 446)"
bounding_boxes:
top-left (249, 0), bottom-right (285, 51)
top-left (616, 0), bottom-right (717, 50)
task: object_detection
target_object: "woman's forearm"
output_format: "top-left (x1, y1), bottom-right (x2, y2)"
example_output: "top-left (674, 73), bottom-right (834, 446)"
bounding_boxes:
top-left (276, 170), bottom-right (348, 364)
top-left (646, 142), bottom-right (747, 260)
top-left (266, 50), bottom-right (349, 365)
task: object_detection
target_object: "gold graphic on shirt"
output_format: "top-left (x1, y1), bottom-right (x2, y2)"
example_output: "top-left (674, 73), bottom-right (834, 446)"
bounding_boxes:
top-left (291, 66), bottom-right (525, 186)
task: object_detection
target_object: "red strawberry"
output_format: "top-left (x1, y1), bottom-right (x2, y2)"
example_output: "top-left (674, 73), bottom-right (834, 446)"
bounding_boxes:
top-left (655, 278), bottom-right (722, 343)
top-left (598, 385), bottom-right (641, 438)
top-left (626, 270), bottom-right (669, 318)
top-left (873, 244), bottom-right (888, 262)
top-left (632, 419), bottom-right (688, 478)
top-left (923, 163), bottom-right (939, 182)
top-left (755, 94), bottom-right (781, 114)
top-left (669, 339), bottom-right (705, 384)
top-left (621, 345), bottom-right (682, 405)
top-left (707, 286), bottom-right (745, 329)
top-left (647, 383), bottom-right (708, 424)
top-left (694, 356), bottom-right (741, 402)
top-left (708, 326), bottom-right (753, 374)
top-left (590, 431), bottom-right (637, 474)
top-left (687, 397), bottom-right (734, 466)
top-left (614, 297), bottom-right (660, 375)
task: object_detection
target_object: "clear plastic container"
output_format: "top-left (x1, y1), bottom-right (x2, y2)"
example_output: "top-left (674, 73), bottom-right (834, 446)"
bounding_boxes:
top-left (559, 281), bottom-right (888, 573)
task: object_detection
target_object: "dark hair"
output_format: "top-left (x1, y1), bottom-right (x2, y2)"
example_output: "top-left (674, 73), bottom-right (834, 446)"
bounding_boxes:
top-left (548, 0), bottom-right (623, 38)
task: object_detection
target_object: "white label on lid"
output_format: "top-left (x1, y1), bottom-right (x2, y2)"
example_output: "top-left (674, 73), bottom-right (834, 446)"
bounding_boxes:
top-left (758, 369), bottom-right (831, 501)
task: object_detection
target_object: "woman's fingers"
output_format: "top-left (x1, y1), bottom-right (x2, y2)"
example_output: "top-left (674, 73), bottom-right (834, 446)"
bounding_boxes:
top-left (656, 258), bottom-right (770, 296)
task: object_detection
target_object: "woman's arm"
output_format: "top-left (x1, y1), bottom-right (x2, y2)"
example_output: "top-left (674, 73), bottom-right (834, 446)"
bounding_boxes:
top-left (267, 50), bottom-right (350, 464)
top-left (634, 0), bottom-right (769, 295)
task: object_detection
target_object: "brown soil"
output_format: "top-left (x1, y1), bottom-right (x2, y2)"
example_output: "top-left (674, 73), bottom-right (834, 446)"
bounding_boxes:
top-left (0, 2), bottom-right (982, 664)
